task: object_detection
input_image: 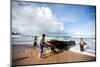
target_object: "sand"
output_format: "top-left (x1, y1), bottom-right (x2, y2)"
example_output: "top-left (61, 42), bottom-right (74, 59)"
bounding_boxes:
top-left (12, 45), bottom-right (96, 66)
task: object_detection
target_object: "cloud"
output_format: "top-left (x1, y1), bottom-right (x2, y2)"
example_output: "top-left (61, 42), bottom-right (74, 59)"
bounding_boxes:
top-left (12, 1), bottom-right (64, 35)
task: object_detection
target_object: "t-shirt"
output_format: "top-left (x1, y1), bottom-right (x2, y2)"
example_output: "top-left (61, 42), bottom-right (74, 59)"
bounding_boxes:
top-left (80, 40), bottom-right (86, 46)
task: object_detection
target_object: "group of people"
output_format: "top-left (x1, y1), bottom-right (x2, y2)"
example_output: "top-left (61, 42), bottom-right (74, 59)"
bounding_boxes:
top-left (33, 34), bottom-right (46, 59)
top-left (33, 34), bottom-right (87, 59)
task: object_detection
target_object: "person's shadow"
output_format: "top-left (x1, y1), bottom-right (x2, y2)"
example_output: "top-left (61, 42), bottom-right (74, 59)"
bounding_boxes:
top-left (12, 56), bottom-right (28, 62)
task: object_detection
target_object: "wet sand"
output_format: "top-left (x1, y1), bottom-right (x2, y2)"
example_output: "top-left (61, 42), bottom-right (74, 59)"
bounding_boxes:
top-left (12, 45), bottom-right (96, 66)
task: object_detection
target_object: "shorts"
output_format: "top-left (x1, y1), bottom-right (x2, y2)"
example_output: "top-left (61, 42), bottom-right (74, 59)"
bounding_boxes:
top-left (40, 44), bottom-right (44, 53)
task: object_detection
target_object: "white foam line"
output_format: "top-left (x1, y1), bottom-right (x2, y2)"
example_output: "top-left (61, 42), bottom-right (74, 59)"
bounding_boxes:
top-left (69, 49), bottom-right (95, 57)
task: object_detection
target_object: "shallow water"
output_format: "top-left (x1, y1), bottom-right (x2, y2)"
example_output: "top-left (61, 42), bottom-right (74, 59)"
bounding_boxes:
top-left (69, 38), bottom-right (96, 56)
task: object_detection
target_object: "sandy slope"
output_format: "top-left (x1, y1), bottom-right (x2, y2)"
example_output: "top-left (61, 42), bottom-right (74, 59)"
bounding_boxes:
top-left (12, 45), bottom-right (95, 66)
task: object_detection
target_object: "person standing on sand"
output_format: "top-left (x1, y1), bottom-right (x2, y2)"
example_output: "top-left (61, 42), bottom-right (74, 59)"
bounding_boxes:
top-left (33, 35), bottom-right (37, 47)
top-left (40, 34), bottom-right (46, 58)
top-left (79, 38), bottom-right (86, 52)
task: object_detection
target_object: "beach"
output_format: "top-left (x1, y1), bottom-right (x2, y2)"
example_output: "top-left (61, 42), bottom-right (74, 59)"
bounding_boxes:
top-left (12, 45), bottom-right (96, 66)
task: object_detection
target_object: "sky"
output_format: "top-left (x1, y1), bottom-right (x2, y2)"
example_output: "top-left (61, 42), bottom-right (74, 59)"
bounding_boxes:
top-left (12, 1), bottom-right (96, 38)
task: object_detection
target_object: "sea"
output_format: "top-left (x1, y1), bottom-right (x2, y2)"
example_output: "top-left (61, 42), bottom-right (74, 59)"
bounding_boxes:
top-left (12, 35), bottom-right (96, 56)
